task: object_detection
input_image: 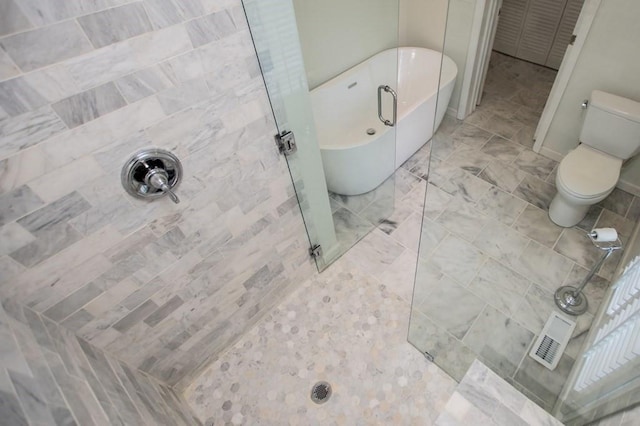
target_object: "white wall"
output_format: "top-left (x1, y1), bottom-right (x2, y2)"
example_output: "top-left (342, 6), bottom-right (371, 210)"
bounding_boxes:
top-left (541, 0), bottom-right (640, 192)
top-left (292, 0), bottom-right (399, 89)
top-left (399, 0), bottom-right (448, 50)
top-left (441, 0), bottom-right (477, 114)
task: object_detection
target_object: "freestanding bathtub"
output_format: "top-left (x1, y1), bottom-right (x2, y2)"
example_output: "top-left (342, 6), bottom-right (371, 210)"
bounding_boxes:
top-left (311, 47), bottom-right (458, 195)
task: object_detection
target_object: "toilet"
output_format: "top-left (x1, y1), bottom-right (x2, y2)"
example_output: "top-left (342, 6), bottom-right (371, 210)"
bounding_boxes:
top-left (549, 90), bottom-right (640, 227)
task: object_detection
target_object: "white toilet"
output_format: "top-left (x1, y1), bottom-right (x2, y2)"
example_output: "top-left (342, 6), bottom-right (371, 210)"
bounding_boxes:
top-left (549, 90), bottom-right (640, 227)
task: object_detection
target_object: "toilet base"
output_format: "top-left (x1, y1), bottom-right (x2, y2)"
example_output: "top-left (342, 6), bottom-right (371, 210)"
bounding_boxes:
top-left (549, 193), bottom-right (591, 227)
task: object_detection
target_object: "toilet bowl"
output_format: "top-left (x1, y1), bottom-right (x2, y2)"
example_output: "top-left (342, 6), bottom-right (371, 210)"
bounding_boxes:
top-left (549, 145), bottom-right (621, 227)
top-left (547, 90), bottom-right (640, 228)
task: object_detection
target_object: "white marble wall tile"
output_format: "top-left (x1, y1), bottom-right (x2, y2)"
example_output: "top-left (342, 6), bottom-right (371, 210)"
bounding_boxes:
top-left (0, 185), bottom-right (43, 226)
top-left (0, 0), bottom-right (34, 37)
top-left (0, 21), bottom-right (93, 72)
top-left (185, 10), bottom-right (237, 48)
top-left (115, 65), bottom-right (176, 103)
top-left (144, 0), bottom-right (206, 29)
top-left (7, 226), bottom-right (123, 299)
top-left (78, 3), bottom-right (153, 48)
top-left (65, 41), bottom-right (139, 90)
top-left (51, 82), bottom-right (127, 129)
top-left (15, 0), bottom-right (136, 26)
top-left (156, 77), bottom-right (210, 115)
top-left (166, 50), bottom-right (206, 83)
top-left (28, 156), bottom-right (105, 203)
top-left (0, 222), bottom-right (35, 256)
top-left (9, 223), bottom-right (82, 267)
top-left (0, 107), bottom-right (68, 160)
top-left (129, 24), bottom-right (193, 69)
top-left (0, 48), bottom-right (20, 81)
top-left (0, 77), bottom-right (48, 116)
top-left (0, 146), bottom-right (46, 194)
top-left (21, 66), bottom-right (79, 104)
top-left (40, 97), bottom-right (165, 172)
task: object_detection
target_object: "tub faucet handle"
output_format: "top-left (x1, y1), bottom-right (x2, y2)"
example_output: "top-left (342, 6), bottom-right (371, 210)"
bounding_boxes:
top-left (147, 169), bottom-right (180, 204)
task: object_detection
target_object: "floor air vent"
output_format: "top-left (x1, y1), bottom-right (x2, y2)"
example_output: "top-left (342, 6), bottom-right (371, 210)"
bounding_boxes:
top-left (529, 312), bottom-right (576, 370)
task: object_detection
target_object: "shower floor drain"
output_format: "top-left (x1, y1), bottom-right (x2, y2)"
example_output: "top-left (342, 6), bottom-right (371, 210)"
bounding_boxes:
top-left (310, 381), bottom-right (332, 404)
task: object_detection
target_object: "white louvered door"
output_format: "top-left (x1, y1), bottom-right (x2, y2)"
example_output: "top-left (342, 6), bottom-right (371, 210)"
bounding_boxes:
top-left (493, 0), bottom-right (584, 69)
top-left (545, 0), bottom-right (584, 68)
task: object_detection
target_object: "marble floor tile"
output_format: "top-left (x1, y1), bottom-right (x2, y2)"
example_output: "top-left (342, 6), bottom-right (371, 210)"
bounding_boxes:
top-left (599, 188), bottom-right (634, 216)
top-left (431, 131), bottom-right (465, 160)
top-left (186, 257), bottom-right (458, 425)
top-left (408, 310), bottom-right (477, 382)
top-left (513, 151), bottom-right (557, 180)
top-left (343, 228), bottom-right (405, 277)
top-left (626, 196), bottom-right (640, 221)
top-left (513, 353), bottom-right (575, 409)
top-left (463, 305), bottom-right (535, 378)
top-left (400, 180), bottom-right (427, 214)
top-left (576, 205), bottom-right (603, 232)
top-left (378, 248), bottom-right (418, 302)
top-left (512, 125), bottom-right (536, 149)
top-left (371, 201), bottom-right (414, 235)
top-left (468, 258), bottom-right (531, 318)
top-left (416, 279), bottom-right (486, 340)
top-left (480, 136), bottom-right (524, 163)
top-left (478, 161), bottom-right (528, 193)
top-left (475, 187), bottom-right (527, 226)
top-left (511, 241), bottom-right (573, 292)
top-left (512, 284), bottom-right (557, 335)
top-left (331, 207), bottom-right (374, 252)
top-left (436, 169), bottom-right (492, 205)
top-left (388, 211), bottom-right (423, 252)
top-left (595, 208), bottom-right (635, 238)
top-left (478, 114), bottom-right (523, 140)
top-left (418, 217), bottom-right (449, 259)
top-left (563, 263), bottom-right (610, 316)
top-left (513, 175), bottom-right (556, 210)
top-left (450, 123), bottom-right (494, 149)
top-left (412, 259), bottom-right (446, 304)
top-left (446, 145), bottom-right (495, 175)
top-left (426, 234), bottom-right (487, 285)
top-left (472, 219), bottom-right (530, 265)
top-left (554, 227), bottom-right (603, 269)
top-left (512, 204), bottom-right (563, 248)
top-left (435, 200), bottom-right (488, 242)
top-left (423, 183), bottom-right (453, 220)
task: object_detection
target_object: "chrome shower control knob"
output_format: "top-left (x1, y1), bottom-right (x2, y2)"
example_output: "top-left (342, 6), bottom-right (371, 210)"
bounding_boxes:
top-left (121, 149), bottom-right (182, 203)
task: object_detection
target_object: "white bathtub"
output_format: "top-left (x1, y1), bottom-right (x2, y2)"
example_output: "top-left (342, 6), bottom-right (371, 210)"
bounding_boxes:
top-left (312, 47), bottom-right (458, 195)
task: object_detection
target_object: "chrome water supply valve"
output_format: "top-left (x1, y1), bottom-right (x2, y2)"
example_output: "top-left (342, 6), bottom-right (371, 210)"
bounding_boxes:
top-left (121, 148), bottom-right (183, 204)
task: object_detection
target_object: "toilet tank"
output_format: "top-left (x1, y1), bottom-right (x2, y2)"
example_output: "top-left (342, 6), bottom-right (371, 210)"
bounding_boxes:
top-left (580, 90), bottom-right (640, 159)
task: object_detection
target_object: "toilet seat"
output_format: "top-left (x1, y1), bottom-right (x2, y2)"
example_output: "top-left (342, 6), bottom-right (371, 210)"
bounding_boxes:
top-left (557, 145), bottom-right (621, 200)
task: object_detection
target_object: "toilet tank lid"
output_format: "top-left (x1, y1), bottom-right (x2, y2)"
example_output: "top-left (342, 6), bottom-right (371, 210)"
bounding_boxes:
top-left (591, 90), bottom-right (640, 123)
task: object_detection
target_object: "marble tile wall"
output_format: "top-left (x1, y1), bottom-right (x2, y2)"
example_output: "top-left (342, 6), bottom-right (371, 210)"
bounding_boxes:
top-left (0, 299), bottom-right (199, 425)
top-left (0, 0), bottom-right (315, 388)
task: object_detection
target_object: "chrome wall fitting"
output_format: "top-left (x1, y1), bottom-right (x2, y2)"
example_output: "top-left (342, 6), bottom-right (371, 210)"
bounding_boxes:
top-left (554, 230), bottom-right (623, 316)
top-left (121, 149), bottom-right (182, 204)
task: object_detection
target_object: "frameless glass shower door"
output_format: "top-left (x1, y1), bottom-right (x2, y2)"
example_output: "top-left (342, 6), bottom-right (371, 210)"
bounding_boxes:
top-left (241, 0), bottom-right (400, 271)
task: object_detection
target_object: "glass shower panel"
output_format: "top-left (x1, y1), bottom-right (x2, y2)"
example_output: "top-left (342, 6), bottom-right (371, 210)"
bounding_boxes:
top-left (242, 0), bottom-right (400, 271)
